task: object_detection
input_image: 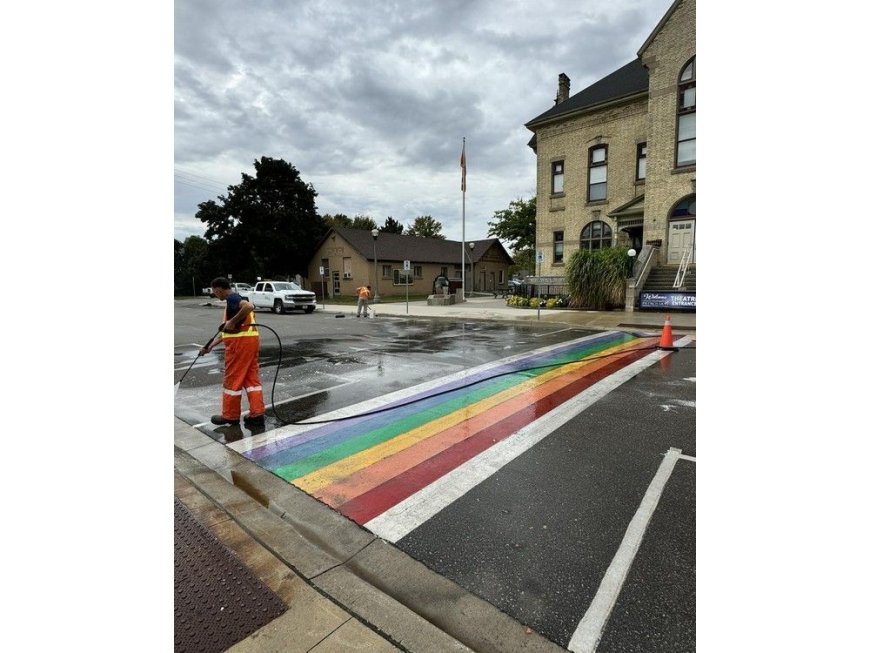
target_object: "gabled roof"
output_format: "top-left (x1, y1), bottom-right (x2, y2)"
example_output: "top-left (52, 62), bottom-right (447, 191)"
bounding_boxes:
top-left (327, 227), bottom-right (512, 265)
top-left (525, 59), bottom-right (648, 130)
top-left (608, 194), bottom-right (645, 218)
top-left (638, 0), bottom-right (684, 57)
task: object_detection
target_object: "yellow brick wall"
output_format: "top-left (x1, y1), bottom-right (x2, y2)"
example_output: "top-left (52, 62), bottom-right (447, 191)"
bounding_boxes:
top-left (530, 0), bottom-right (696, 275)
top-left (533, 99), bottom-right (648, 276)
top-left (641, 0), bottom-right (696, 245)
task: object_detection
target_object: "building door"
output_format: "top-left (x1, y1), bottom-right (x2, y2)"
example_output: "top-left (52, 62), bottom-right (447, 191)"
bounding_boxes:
top-left (667, 220), bottom-right (695, 264)
top-left (332, 271), bottom-right (341, 295)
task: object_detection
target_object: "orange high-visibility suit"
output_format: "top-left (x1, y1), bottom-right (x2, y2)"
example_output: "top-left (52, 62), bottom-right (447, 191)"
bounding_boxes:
top-left (219, 301), bottom-right (265, 421)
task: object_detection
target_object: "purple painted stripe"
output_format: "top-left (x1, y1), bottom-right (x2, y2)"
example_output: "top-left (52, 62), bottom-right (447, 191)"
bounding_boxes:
top-left (245, 331), bottom-right (626, 462)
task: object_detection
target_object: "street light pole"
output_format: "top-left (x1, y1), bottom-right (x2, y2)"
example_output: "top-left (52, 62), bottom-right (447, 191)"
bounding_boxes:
top-left (468, 241), bottom-right (475, 296)
top-left (371, 228), bottom-right (380, 303)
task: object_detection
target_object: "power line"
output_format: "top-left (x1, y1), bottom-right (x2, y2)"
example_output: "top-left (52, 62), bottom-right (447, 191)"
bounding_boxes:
top-left (174, 177), bottom-right (225, 195)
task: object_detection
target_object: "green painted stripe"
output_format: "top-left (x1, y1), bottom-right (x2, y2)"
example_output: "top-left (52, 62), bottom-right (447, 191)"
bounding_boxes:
top-left (273, 335), bottom-right (638, 481)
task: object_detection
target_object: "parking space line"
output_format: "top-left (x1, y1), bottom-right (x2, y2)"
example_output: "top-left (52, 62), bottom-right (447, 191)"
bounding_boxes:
top-left (679, 454), bottom-right (696, 462)
top-left (567, 447), bottom-right (683, 653)
top-left (533, 327), bottom-right (576, 338)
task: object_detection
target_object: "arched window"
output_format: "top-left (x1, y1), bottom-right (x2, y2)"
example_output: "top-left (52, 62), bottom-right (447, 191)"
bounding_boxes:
top-left (580, 220), bottom-right (612, 250)
top-left (676, 57), bottom-right (696, 167)
top-left (671, 196), bottom-right (696, 219)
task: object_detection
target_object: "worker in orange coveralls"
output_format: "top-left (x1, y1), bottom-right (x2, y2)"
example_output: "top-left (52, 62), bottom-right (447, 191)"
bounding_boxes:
top-left (200, 277), bottom-right (266, 428)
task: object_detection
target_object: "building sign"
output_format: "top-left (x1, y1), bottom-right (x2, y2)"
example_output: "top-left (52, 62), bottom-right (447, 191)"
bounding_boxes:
top-left (639, 292), bottom-right (696, 310)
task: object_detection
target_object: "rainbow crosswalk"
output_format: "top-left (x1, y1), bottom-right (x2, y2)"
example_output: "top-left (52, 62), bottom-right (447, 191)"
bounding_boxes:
top-left (234, 330), bottom-right (661, 538)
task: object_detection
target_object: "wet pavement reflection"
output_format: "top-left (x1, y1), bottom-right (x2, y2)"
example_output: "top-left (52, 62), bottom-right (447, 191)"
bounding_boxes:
top-left (174, 317), bottom-right (598, 443)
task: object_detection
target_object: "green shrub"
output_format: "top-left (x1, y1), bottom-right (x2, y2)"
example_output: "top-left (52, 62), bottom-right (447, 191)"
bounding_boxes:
top-left (565, 247), bottom-right (633, 310)
top-left (546, 298), bottom-right (558, 309)
top-left (529, 297), bottom-right (542, 309)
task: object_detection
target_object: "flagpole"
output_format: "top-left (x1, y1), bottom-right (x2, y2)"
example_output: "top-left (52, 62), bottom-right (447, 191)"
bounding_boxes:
top-left (461, 137), bottom-right (466, 302)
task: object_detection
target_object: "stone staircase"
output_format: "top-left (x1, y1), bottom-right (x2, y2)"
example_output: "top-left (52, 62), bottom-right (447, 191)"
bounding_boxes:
top-left (641, 265), bottom-right (695, 292)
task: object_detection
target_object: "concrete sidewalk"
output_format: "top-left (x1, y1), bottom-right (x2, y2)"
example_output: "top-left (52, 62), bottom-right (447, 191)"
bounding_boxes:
top-left (327, 295), bottom-right (696, 333)
top-left (175, 298), bottom-right (695, 652)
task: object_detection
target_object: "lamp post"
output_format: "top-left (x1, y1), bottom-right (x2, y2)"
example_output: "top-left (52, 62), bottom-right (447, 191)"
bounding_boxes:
top-left (371, 228), bottom-right (380, 303)
top-left (627, 248), bottom-right (637, 278)
top-left (468, 241), bottom-right (475, 296)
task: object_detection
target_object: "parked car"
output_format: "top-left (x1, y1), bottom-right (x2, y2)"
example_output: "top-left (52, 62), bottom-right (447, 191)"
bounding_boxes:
top-left (230, 283), bottom-right (253, 301)
top-left (202, 282), bottom-right (253, 299)
top-left (250, 281), bottom-right (317, 314)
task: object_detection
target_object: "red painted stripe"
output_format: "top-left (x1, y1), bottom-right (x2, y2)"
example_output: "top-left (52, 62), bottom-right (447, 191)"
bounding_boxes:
top-left (315, 341), bottom-right (646, 507)
top-left (340, 347), bottom-right (651, 525)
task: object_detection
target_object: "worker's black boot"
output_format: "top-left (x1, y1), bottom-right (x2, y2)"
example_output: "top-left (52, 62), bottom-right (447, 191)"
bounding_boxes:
top-left (211, 415), bottom-right (240, 426)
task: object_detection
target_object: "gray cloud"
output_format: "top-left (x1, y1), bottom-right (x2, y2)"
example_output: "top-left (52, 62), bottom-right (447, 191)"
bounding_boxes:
top-left (174, 0), bottom-right (676, 243)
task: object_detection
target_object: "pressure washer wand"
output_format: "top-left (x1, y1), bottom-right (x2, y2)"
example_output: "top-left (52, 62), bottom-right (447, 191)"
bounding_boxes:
top-left (175, 328), bottom-right (222, 394)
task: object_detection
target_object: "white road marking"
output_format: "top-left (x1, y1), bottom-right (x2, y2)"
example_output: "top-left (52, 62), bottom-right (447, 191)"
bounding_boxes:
top-left (674, 399), bottom-right (696, 408)
top-left (679, 454), bottom-right (696, 462)
top-left (533, 327), bottom-right (576, 338)
top-left (567, 447), bottom-right (683, 653)
top-left (364, 336), bottom-right (692, 542)
top-left (227, 331), bottom-right (623, 454)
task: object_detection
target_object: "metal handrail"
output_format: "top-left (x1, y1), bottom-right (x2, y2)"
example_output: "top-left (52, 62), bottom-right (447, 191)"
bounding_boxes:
top-left (673, 230), bottom-right (695, 288)
top-left (635, 246), bottom-right (658, 284)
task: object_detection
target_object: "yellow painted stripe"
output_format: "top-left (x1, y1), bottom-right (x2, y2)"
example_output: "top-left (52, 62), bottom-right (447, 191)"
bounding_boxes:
top-left (293, 339), bottom-right (643, 493)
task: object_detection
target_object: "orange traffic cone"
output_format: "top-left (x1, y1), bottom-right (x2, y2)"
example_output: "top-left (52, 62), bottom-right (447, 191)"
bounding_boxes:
top-left (658, 314), bottom-right (678, 351)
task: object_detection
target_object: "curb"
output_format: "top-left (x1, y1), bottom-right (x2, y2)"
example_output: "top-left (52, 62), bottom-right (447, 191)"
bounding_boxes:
top-left (175, 419), bottom-right (567, 653)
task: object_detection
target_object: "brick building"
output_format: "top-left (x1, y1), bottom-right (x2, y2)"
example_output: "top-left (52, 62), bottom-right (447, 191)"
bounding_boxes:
top-left (307, 227), bottom-right (513, 299)
top-left (524, 0), bottom-right (695, 308)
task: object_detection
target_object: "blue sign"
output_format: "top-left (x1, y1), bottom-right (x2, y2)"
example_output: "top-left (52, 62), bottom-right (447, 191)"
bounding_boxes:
top-left (639, 292), bottom-right (696, 311)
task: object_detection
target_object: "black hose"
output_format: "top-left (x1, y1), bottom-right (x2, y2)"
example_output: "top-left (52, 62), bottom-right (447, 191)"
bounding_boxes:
top-left (251, 322), bottom-right (694, 427)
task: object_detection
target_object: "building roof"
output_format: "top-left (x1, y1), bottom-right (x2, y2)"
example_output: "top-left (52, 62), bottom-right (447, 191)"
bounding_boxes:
top-left (525, 58), bottom-right (648, 131)
top-left (328, 227), bottom-right (512, 265)
top-left (638, 0), bottom-right (684, 57)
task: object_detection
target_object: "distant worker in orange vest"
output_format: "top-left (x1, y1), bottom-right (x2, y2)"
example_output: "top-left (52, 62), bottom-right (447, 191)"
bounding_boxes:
top-left (199, 277), bottom-right (266, 429)
top-left (356, 285), bottom-right (372, 318)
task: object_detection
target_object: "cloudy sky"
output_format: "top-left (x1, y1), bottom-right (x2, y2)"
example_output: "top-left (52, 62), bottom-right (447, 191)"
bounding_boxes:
top-left (174, 0), bottom-right (676, 245)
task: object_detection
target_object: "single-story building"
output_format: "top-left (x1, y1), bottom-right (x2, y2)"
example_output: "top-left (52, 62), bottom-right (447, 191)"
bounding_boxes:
top-left (307, 227), bottom-right (514, 298)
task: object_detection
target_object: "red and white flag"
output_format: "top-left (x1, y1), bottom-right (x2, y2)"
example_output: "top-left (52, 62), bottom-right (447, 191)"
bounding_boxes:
top-left (460, 140), bottom-right (466, 192)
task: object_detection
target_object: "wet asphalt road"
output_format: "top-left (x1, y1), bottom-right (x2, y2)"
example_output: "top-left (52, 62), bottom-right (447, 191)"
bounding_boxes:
top-left (174, 299), bottom-right (696, 651)
top-left (174, 300), bottom-right (600, 435)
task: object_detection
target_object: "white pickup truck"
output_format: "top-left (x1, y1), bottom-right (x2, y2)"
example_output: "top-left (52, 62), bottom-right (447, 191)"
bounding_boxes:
top-left (251, 280), bottom-right (317, 314)
top-left (202, 282), bottom-right (253, 300)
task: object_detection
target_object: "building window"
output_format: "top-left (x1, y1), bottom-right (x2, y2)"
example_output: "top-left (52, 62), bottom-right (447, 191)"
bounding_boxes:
top-left (499, 270), bottom-right (505, 284)
top-left (551, 161), bottom-right (564, 194)
top-left (393, 269), bottom-right (412, 285)
top-left (342, 257), bottom-right (352, 279)
top-left (553, 231), bottom-right (564, 263)
top-left (414, 265), bottom-right (423, 278)
top-left (676, 57), bottom-right (696, 167)
top-left (441, 266), bottom-right (448, 276)
top-left (588, 146), bottom-right (607, 201)
top-left (580, 220), bottom-right (612, 251)
top-left (636, 143), bottom-right (647, 181)
top-left (672, 196), bottom-right (696, 218)
top-left (382, 265), bottom-right (392, 278)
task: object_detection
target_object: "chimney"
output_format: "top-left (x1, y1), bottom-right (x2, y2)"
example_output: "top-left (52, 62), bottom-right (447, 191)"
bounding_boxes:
top-left (556, 73), bottom-right (570, 104)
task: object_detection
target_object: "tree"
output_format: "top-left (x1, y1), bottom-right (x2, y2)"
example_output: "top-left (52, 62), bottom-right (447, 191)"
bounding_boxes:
top-left (351, 215), bottom-right (377, 231)
top-left (196, 157), bottom-right (326, 279)
top-left (174, 235), bottom-right (212, 296)
top-left (323, 213), bottom-right (352, 229)
top-left (406, 215), bottom-right (445, 239)
top-left (488, 196), bottom-right (536, 260)
top-left (380, 216), bottom-right (404, 234)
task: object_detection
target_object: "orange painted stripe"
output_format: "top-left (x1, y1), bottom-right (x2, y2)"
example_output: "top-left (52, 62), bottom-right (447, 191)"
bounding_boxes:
top-left (314, 340), bottom-right (651, 507)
